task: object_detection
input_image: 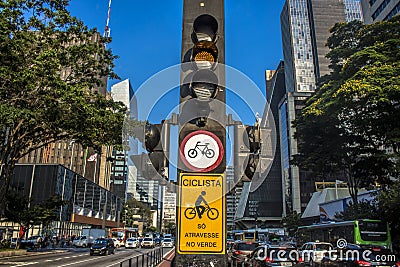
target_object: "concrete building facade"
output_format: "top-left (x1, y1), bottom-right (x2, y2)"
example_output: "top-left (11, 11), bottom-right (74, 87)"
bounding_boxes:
top-left (279, 0), bottom-right (363, 212)
top-left (361, 0), bottom-right (400, 23)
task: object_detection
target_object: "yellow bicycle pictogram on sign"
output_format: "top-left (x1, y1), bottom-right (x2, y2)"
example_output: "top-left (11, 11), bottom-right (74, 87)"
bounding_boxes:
top-left (184, 191), bottom-right (220, 220)
top-left (177, 173), bottom-right (225, 254)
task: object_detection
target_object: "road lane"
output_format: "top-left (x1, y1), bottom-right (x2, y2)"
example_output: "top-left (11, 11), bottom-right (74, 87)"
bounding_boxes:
top-left (0, 247), bottom-right (164, 267)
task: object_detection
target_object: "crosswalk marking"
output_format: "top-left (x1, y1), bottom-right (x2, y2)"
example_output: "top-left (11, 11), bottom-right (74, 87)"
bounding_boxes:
top-left (13, 262), bottom-right (39, 267)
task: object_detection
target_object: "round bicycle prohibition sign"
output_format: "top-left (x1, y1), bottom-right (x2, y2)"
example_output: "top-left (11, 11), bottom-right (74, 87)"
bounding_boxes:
top-left (180, 130), bottom-right (224, 172)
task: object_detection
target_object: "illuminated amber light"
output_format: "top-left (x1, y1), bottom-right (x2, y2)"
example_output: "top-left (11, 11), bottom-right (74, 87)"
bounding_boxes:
top-left (194, 51), bottom-right (215, 62)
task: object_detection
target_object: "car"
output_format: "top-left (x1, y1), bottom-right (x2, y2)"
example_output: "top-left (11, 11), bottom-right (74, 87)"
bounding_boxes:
top-left (154, 237), bottom-right (162, 246)
top-left (162, 238), bottom-right (174, 248)
top-left (23, 235), bottom-right (42, 249)
top-left (89, 238), bottom-right (115, 256)
top-left (246, 244), bottom-right (305, 267)
top-left (299, 241), bottom-right (334, 267)
top-left (227, 238), bottom-right (235, 250)
top-left (10, 238), bottom-right (21, 249)
top-left (141, 237), bottom-right (155, 248)
top-left (72, 235), bottom-right (88, 248)
top-left (125, 238), bottom-right (139, 249)
top-left (112, 238), bottom-right (124, 248)
top-left (228, 241), bottom-right (259, 266)
top-left (163, 234), bottom-right (172, 239)
top-left (321, 243), bottom-right (399, 267)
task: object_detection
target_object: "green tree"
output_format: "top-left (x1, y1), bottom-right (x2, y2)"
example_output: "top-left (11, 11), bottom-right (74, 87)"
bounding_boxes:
top-left (0, 0), bottom-right (127, 210)
top-left (2, 192), bottom-right (68, 239)
top-left (144, 226), bottom-right (158, 235)
top-left (124, 199), bottom-right (152, 229)
top-left (375, 181), bottom-right (400, 244)
top-left (281, 211), bottom-right (302, 237)
top-left (163, 220), bottom-right (176, 234)
top-left (294, 16), bottom-right (400, 203)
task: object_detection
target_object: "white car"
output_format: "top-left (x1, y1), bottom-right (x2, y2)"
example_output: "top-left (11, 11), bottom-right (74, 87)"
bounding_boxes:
top-left (112, 238), bottom-right (124, 248)
top-left (162, 238), bottom-right (174, 248)
top-left (141, 237), bottom-right (155, 248)
top-left (125, 238), bottom-right (139, 249)
top-left (72, 236), bottom-right (88, 248)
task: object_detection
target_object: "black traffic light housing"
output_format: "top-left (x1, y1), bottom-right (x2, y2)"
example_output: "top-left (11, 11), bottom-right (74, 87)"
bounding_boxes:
top-left (190, 14), bottom-right (219, 102)
top-left (131, 121), bottom-right (170, 184)
top-left (234, 122), bottom-right (261, 184)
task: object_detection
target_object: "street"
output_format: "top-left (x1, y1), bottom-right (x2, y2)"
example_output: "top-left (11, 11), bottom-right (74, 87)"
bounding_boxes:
top-left (0, 247), bottom-right (174, 267)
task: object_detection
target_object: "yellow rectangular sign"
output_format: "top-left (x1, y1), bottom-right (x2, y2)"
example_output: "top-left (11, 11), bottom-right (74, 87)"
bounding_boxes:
top-left (177, 173), bottom-right (225, 254)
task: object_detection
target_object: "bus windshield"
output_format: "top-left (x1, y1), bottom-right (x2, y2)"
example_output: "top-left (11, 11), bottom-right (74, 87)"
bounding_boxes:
top-left (358, 221), bottom-right (388, 242)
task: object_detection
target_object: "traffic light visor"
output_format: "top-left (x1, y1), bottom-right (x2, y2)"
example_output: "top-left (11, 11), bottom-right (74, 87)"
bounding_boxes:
top-left (190, 69), bottom-right (218, 100)
top-left (192, 14), bottom-right (218, 42)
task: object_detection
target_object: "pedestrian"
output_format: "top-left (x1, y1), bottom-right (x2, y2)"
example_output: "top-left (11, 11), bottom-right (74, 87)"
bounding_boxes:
top-left (60, 236), bottom-right (65, 248)
top-left (36, 236), bottom-right (42, 250)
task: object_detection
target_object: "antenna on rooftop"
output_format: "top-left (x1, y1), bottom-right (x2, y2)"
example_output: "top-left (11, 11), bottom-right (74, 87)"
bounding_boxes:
top-left (103, 0), bottom-right (112, 38)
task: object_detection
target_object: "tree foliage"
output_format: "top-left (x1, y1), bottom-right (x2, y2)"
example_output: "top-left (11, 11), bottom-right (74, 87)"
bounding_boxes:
top-left (375, 181), bottom-right (400, 242)
top-left (124, 198), bottom-right (152, 229)
top-left (281, 211), bottom-right (302, 237)
top-left (3, 192), bottom-right (68, 231)
top-left (335, 199), bottom-right (379, 221)
top-left (294, 16), bottom-right (400, 203)
top-left (163, 220), bottom-right (176, 234)
top-left (0, 0), bottom-right (127, 209)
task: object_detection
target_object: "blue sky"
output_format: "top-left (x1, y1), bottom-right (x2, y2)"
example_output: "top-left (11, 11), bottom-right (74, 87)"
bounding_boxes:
top-left (67, 0), bottom-right (286, 125)
top-left (67, 1), bottom-right (286, 177)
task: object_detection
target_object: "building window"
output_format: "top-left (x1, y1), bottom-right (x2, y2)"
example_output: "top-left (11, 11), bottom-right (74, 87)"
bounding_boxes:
top-left (372, 0), bottom-right (391, 20)
top-left (384, 2), bottom-right (400, 20)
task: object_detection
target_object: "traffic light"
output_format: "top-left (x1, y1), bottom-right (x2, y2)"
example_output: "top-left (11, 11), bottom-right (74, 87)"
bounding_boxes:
top-left (178, 13), bottom-right (225, 174)
top-left (234, 122), bottom-right (261, 183)
top-left (189, 14), bottom-right (219, 102)
top-left (130, 122), bottom-right (170, 184)
top-left (180, 14), bottom-right (221, 106)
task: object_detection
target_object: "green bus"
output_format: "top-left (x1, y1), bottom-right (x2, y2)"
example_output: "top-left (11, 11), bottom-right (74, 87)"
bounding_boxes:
top-left (297, 219), bottom-right (391, 249)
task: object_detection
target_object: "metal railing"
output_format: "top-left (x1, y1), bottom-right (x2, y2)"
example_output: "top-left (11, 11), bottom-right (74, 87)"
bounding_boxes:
top-left (119, 247), bottom-right (164, 267)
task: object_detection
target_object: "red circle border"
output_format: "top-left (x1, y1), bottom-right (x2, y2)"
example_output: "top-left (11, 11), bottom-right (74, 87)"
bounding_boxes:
top-left (179, 130), bottom-right (224, 172)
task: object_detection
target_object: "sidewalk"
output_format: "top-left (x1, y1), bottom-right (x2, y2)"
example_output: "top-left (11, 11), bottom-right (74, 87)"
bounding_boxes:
top-left (0, 248), bottom-right (67, 258)
top-left (157, 248), bottom-right (175, 267)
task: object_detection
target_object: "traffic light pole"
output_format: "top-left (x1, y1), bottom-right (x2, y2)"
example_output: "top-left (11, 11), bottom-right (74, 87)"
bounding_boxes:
top-left (176, 0), bottom-right (227, 266)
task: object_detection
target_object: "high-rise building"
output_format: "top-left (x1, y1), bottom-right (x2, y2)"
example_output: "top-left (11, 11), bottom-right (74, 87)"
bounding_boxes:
top-left (226, 166), bottom-right (243, 230)
top-left (161, 186), bottom-right (176, 232)
top-left (361, 0), bottom-right (400, 23)
top-left (109, 79), bottom-right (135, 200)
top-left (234, 63), bottom-right (286, 229)
top-left (279, 0), bottom-right (363, 212)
